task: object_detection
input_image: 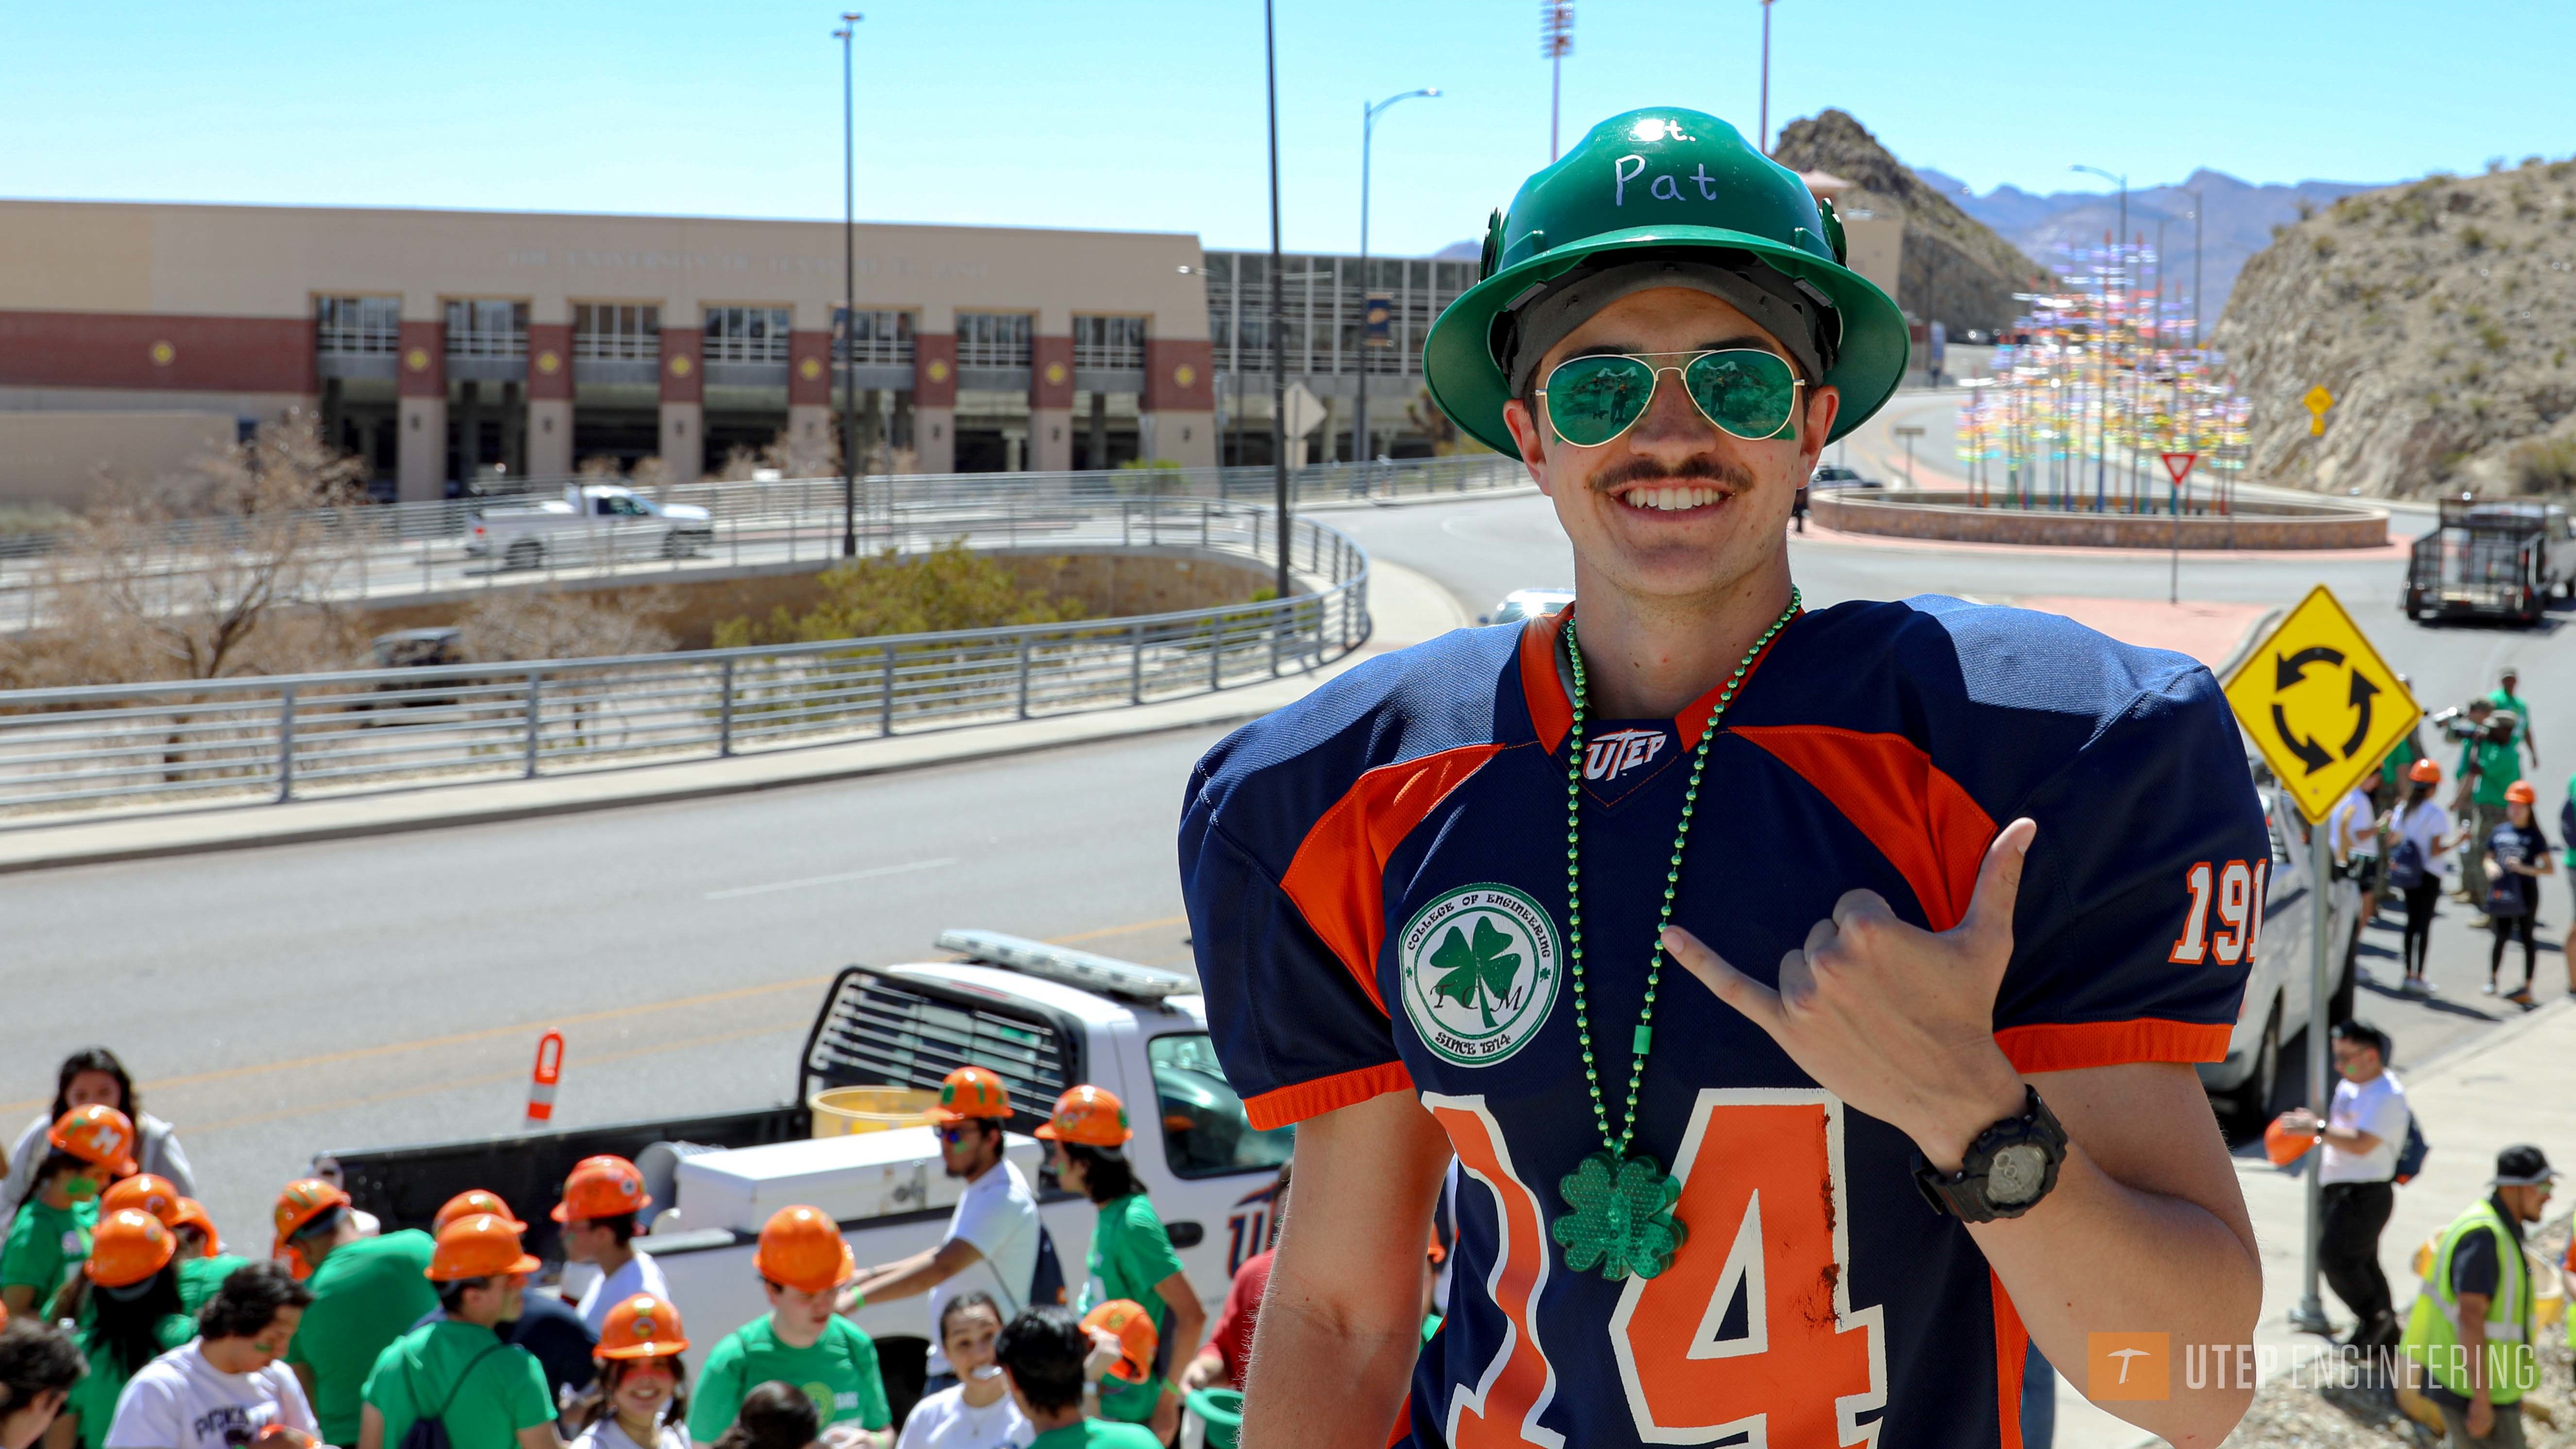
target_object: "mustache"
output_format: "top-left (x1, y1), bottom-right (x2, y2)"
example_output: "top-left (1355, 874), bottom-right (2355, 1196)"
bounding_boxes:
top-left (1587, 455), bottom-right (1758, 495)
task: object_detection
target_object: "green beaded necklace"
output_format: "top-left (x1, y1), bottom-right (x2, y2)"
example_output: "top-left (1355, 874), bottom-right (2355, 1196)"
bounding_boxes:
top-left (1547, 588), bottom-right (1802, 1282)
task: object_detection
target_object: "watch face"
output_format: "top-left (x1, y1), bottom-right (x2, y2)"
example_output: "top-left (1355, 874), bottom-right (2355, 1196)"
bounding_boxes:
top-left (1988, 1143), bottom-right (2049, 1204)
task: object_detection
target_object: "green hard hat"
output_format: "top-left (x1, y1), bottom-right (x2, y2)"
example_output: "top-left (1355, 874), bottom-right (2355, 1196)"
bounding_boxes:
top-left (1424, 107), bottom-right (1907, 453)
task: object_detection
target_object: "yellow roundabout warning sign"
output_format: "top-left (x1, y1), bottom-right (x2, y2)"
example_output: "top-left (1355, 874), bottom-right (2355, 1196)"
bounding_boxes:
top-left (2223, 584), bottom-right (2420, 823)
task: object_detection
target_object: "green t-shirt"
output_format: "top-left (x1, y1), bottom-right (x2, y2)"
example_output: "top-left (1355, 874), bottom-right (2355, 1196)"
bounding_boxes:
top-left (1, 1196), bottom-right (99, 1302)
top-left (1029, 1421), bottom-right (1163, 1449)
top-left (176, 1253), bottom-right (251, 1314)
top-left (66, 1310), bottom-right (195, 1449)
top-left (2462, 737), bottom-right (2524, 808)
top-left (687, 1315), bottom-right (891, 1440)
top-left (1079, 1195), bottom-right (1186, 1425)
top-left (362, 1320), bottom-right (553, 1449)
top-left (2489, 688), bottom-right (2532, 742)
top-left (285, 1230), bottom-right (440, 1445)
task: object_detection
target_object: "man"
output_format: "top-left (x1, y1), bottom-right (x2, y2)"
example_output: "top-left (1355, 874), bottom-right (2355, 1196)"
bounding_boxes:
top-left (0, 1319), bottom-right (85, 1449)
top-left (356, 1215), bottom-right (555, 1449)
top-left (689, 1207), bottom-right (890, 1449)
top-left (273, 1179), bottom-right (438, 1448)
top-left (2458, 707), bottom-right (2521, 914)
top-left (2401, 1146), bottom-right (2557, 1448)
top-left (847, 1068), bottom-right (1039, 1396)
top-left (990, 1310), bottom-right (1158, 1449)
top-left (2278, 1021), bottom-right (2409, 1350)
top-left (553, 1157), bottom-right (669, 1337)
top-left (1181, 1162), bottom-right (1289, 1394)
top-left (422, 1191), bottom-right (596, 1410)
top-left (2488, 667), bottom-right (2537, 766)
top-left (1182, 107), bottom-right (2265, 1449)
top-left (106, 1260), bottom-right (317, 1449)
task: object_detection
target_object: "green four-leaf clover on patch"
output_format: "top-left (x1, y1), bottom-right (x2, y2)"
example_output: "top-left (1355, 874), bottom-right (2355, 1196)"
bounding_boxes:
top-left (1429, 915), bottom-right (1522, 1029)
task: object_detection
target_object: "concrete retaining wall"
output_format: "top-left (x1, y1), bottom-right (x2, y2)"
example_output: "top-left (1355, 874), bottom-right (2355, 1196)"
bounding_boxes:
top-left (1810, 490), bottom-right (2387, 550)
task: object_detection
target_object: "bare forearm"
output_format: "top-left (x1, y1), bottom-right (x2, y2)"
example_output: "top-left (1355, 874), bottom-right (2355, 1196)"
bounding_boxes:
top-left (1972, 1144), bottom-right (2259, 1448)
top-left (1240, 1291), bottom-right (1421, 1447)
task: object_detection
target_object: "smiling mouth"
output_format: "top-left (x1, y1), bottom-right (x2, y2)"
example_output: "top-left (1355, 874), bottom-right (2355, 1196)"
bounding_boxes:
top-left (1611, 482), bottom-right (1735, 513)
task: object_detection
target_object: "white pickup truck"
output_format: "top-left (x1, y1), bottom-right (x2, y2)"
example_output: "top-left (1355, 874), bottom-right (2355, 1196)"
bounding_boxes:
top-left (325, 931), bottom-right (1293, 1425)
top-left (466, 484), bottom-right (715, 569)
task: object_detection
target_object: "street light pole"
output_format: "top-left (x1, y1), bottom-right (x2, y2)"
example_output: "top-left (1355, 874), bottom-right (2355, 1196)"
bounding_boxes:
top-left (1265, 0), bottom-right (1289, 603)
top-left (1758, 0), bottom-right (1774, 154)
top-left (1356, 88), bottom-right (1438, 475)
top-left (1542, 2), bottom-right (1573, 161)
top-left (834, 13), bottom-right (862, 558)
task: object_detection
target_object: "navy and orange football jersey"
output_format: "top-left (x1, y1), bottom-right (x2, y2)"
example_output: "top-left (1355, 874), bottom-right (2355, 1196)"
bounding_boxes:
top-left (1180, 597), bottom-right (2267, 1449)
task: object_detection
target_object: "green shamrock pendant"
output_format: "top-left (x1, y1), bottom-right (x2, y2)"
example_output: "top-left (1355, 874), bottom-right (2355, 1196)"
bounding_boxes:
top-left (1551, 1148), bottom-right (1687, 1281)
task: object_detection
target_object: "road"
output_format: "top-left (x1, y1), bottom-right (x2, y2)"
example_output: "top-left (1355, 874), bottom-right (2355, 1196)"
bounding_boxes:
top-left (7, 416), bottom-right (2567, 1242)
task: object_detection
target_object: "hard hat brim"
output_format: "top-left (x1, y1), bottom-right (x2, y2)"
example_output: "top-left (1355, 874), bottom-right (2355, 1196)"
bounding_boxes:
top-left (426, 1249), bottom-right (543, 1282)
top-left (926, 1105), bottom-right (1008, 1125)
top-left (1423, 223), bottom-right (1910, 456)
top-left (595, 1339), bottom-right (691, 1361)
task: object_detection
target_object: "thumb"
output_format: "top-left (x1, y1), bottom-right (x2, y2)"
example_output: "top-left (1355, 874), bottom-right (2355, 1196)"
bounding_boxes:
top-left (1954, 817), bottom-right (2037, 953)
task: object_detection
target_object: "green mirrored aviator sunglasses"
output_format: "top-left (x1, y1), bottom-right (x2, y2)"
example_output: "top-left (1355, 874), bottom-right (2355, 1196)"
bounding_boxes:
top-left (1535, 349), bottom-right (1805, 449)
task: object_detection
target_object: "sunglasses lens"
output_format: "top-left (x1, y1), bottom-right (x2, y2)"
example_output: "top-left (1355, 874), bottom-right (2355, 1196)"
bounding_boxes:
top-left (1543, 355), bottom-right (1656, 447)
top-left (1683, 350), bottom-right (1800, 439)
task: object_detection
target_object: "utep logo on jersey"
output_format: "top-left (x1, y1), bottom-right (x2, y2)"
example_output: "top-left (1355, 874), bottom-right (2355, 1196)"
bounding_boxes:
top-left (1584, 727), bottom-right (1667, 783)
top-left (1398, 884), bottom-right (1561, 1067)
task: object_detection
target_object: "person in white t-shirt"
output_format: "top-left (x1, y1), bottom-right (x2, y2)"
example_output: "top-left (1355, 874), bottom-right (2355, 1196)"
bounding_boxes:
top-left (555, 1157), bottom-right (672, 1336)
top-left (106, 1260), bottom-right (318, 1449)
top-left (893, 1295), bottom-right (1030, 1449)
top-left (2281, 1020), bottom-right (2410, 1351)
top-left (2385, 759), bottom-right (2462, 994)
top-left (847, 1069), bottom-right (1039, 1394)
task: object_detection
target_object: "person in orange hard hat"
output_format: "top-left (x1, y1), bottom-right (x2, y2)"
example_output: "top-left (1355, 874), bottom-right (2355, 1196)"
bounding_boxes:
top-left (689, 1207), bottom-right (890, 1449)
top-left (162, 1198), bottom-right (246, 1316)
top-left (2385, 756), bottom-right (2460, 994)
top-left (0, 1051), bottom-right (194, 1233)
top-left (849, 1066), bottom-right (1041, 1395)
top-left (437, 1192), bottom-right (528, 1236)
top-left (1039, 1086), bottom-right (1201, 1443)
top-left (58, 1211), bottom-right (194, 1449)
top-left (101, 1176), bottom-right (179, 1226)
top-left (554, 1156), bottom-right (671, 1338)
top-left (572, 1296), bottom-right (690, 1449)
top-left (413, 1191), bottom-right (597, 1411)
top-left (2480, 777), bottom-right (2554, 1005)
top-left (274, 1178), bottom-right (437, 1448)
top-left (356, 1216), bottom-right (553, 1449)
top-left (0, 1105), bottom-right (136, 1317)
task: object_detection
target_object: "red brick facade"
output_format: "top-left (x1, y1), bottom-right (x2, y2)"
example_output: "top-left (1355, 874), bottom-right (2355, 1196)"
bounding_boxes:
top-left (1030, 334), bottom-right (1075, 409)
top-left (397, 320), bottom-right (444, 399)
top-left (913, 333), bottom-right (957, 408)
top-left (788, 329), bottom-right (832, 406)
top-left (1143, 337), bottom-right (1215, 411)
top-left (658, 325), bottom-right (701, 404)
top-left (0, 310), bottom-right (317, 394)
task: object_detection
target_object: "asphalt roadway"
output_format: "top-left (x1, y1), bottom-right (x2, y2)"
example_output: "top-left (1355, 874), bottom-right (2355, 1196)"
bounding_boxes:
top-left (9, 399), bottom-right (2574, 1243)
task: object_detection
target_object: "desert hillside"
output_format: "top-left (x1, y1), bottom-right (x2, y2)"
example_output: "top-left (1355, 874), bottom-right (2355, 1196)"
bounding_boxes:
top-left (2214, 158), bottom-right (2576, 497)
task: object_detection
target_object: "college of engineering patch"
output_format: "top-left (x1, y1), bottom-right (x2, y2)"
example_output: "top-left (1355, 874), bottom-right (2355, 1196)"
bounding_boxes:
top-left (1398, 883), bottom-right (1562, 1067)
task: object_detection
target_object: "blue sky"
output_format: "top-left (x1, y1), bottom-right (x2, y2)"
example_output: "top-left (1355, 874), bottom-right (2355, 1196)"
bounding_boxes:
top-left (3, 0), bottom-right (2568, 257)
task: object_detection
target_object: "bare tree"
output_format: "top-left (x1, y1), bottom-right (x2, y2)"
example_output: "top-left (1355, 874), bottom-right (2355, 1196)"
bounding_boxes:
top-left (456, 587), bottom-right (677, 662)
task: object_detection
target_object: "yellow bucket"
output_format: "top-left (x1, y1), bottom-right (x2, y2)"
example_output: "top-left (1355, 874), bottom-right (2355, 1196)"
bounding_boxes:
top-left (2406, 1235), bottom-right (2565, 1329)
top-left (810, 1086), bottom-right (939, 1138)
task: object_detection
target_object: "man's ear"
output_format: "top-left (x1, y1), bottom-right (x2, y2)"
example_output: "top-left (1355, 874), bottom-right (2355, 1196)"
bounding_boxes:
top-left (1500, 399), bottom-right (1551, 496)
top-left (1800, 385), bottom-right (1843, 466)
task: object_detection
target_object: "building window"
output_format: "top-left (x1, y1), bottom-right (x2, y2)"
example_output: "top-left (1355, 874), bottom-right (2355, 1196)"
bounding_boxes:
top-left (573, 303), bottom-right (660, 360)
top-left (1071, 315), bottom-right (1146, 370)
top-left (704, 305), bottom-right (791, 364)
top-left (955, 312), bottom-right (1033, 368)
top-left (316, 296), bottom-right (400, 355)
top-left (445, 299), bottom-right (528, 358)
top-left (835, 309), bottom-right (914, 366)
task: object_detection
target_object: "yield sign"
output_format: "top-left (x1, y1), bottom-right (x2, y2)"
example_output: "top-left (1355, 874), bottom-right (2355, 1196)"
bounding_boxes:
top-left (2222, 585), bottom-right (2422, 824)
top-left (2160, 452), bottom-right (2198, 486)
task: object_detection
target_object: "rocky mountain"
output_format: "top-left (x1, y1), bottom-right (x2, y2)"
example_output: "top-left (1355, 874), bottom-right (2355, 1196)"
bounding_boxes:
top-left (1768, 109), bottom-right (2045, 336)
top-left (1916, 168), bottom-right (2384, 328)
top-left (2212, 159), bottom-right (2576, 497)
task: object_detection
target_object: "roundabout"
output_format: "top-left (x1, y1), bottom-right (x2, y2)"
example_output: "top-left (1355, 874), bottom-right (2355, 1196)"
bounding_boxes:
top-left (1808, 488), bottom-right (2389, 550)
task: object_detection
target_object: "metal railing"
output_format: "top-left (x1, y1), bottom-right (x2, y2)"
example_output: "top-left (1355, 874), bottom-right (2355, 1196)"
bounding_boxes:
top-left (0, 502), bottom-right (1368, 820)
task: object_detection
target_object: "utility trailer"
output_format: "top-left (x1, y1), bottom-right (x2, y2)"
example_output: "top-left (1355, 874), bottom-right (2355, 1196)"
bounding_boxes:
top-left (2405, 495), bottom-right (2574, 625)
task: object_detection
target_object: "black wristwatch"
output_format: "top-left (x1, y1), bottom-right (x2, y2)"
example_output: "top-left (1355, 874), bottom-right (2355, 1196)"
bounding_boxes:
top-left (1912, 1085), bottom-right (2068, 1223)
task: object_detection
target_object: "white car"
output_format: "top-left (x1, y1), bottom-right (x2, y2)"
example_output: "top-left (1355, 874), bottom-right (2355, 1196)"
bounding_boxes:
top-left (1481, 588), bottom-right (1575, 626)
top-left (2194, 760), bottom-right (2355, 1132)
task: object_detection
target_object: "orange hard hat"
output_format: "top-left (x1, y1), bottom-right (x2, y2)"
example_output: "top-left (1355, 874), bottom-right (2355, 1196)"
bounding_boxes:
top-left (1035, 1085), bottom-right (1132, 1148)
top-left (2264, 1116), bottom-right (2320, 1169)
top-left (425, 1213), bottom-right (542, 1282)
top-left (552, 1156), bottom-right (651, 1224)
top-left (170, 1198), bottom-right (222, 1252)
top-left (271, 1179), bottom-right (352, 1258)
top-left (88, 1208), bottom-right (177, 1289)
top-left (928, 1066), bottom-right (1013, 1125)
top-left (753, 1205), bottom-right (855, 1294)
top-left (250, 1428), bottom-right (319, 1449)
top-left (2409, 758), bottom-right (2441, 784)
top-left (596, 1293), bottom-right (690, 1360)
top-left (436, 1190), bottom-right (527, 1236)
top-left (50, 1105), bottom-right (138, 1175)
top-left (1079, 1299), bottom-right (1159, 1385)
top-left (102, 1174), bottom-right (184, 1227)
top-left (2507, 780), bottom-right (2538, 805)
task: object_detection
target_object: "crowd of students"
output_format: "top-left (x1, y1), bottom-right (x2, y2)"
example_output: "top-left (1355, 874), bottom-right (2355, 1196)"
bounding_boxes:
top-left (0, 1056), bottom-right (1337, 1449)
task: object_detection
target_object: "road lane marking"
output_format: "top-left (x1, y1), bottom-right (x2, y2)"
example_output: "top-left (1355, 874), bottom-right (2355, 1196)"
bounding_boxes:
top-left (703, 857), bottom-right (958, 900)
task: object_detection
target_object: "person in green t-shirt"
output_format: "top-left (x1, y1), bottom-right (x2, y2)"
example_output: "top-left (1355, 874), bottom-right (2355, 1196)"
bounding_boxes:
top-left (274, 1179), bottom-right (440, 1446)
top-left (993, 1307), bottom-right (1161, 1449)
top-left (1037, 1086), bottom-right (1204, 1444)
top-left (2490, 667), bottom-right (2539, 765)
top-left (358, 1213), bottom-right (555, 1449)
top-left (689, 1206), bottom-right (891, 1448)
top-left (59, 1209), bottom-right (196, 1449)
top-left (2458, 710), bottom-right (2526, 916)
top-left (1, 1105), bottom-right (137, 1319)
